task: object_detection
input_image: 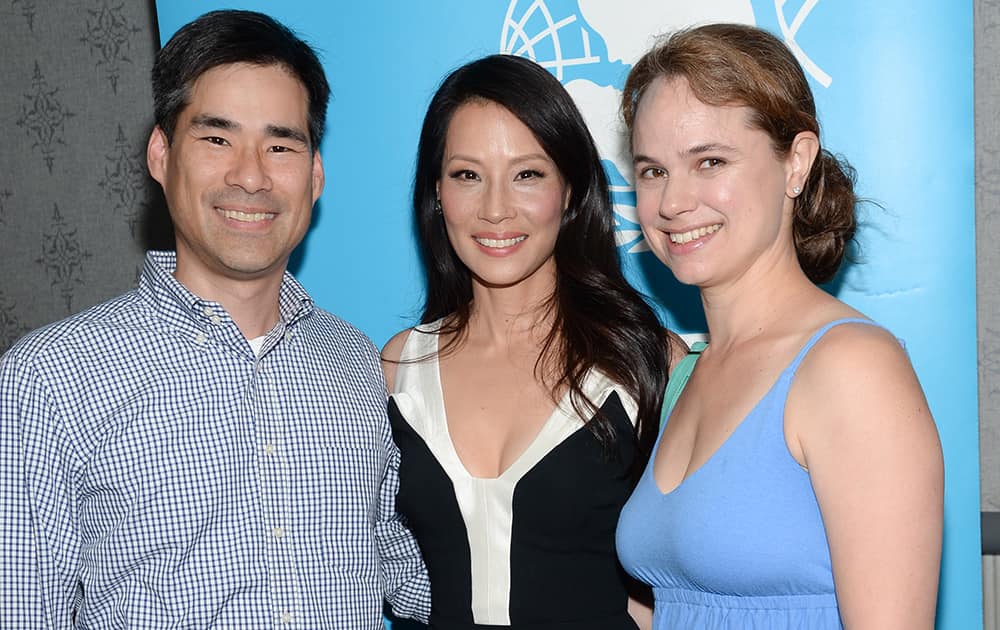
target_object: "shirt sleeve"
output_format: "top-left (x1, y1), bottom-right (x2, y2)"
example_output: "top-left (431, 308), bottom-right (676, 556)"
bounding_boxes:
top-left (375, 402), bottom-right (431, 623)
top-left (1, 352), bottom-right (81, 629)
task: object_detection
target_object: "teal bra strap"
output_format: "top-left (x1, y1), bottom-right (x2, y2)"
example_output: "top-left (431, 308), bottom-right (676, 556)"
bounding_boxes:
top-left (661, 341), bottom-right (707, 428)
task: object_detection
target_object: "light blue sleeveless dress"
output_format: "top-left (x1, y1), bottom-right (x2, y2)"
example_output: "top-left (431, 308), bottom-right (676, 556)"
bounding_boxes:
top-left (617, 318), bottom-right (880, 630)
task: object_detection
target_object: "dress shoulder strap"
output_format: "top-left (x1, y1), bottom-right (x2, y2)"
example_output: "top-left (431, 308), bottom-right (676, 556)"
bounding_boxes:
top-left (659, 319), bottom-right (884, 428)
top-left (660, 341), bottom-right (706, 428)
top-left (398, 322), bottom-right (441, 362)
top-left (787, 317), bottom-right (882, 374)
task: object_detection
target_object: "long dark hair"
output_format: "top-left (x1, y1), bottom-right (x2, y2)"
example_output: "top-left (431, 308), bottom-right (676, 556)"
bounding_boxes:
top-left (623, 23), bottom-right (856, 284)
top-left (413, 54), bottom-right (670, 464)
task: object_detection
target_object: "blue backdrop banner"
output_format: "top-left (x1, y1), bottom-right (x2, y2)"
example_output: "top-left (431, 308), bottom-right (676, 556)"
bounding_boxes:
top-left (156, 2), bottom-right (980, 628)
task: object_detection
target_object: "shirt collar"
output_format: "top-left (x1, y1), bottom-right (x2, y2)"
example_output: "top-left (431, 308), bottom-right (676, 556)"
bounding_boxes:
top-left (137, 251), bottom-right (314, 327)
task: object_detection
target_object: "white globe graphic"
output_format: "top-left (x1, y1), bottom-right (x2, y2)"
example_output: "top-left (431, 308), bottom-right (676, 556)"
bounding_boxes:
top-left (499, 0), bottom-right (830, 254)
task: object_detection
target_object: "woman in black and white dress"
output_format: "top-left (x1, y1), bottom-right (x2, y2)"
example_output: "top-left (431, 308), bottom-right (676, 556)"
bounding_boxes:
top-left (381, 54), bottom-right (684, 630)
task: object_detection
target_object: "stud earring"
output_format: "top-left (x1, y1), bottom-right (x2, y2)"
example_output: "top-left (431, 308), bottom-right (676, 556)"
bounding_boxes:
top-left (791, 186), bottom-right (802, 196)
top-left (434, 198), bottom-right (442, 214)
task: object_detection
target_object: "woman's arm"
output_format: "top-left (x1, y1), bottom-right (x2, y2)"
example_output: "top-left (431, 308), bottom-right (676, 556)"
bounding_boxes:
top-left (789, 324), bottom-right (943, 630)
top-left (627, 594), bottom-right (653, 630)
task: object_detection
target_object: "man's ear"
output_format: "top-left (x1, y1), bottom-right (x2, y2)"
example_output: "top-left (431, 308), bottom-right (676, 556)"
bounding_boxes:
top-left (311, 149), bottom-right (325, 204)
top-left (147, 126), bottom-right (170, 187)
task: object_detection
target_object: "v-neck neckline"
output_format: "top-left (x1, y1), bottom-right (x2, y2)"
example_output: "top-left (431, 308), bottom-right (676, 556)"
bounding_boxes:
top-left (427, 331), bottom-right (578, 481)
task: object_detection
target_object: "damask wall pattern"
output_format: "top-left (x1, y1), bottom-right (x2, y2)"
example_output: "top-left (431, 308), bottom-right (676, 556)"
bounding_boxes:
top-left (0, 0), bottom-right (166, 354)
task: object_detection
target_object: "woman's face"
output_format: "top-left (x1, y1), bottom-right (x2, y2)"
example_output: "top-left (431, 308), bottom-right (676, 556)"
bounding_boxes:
top-left (437, 100), bottom-right (569, 292)
top-left (631, 76), bottom-right (800, 290)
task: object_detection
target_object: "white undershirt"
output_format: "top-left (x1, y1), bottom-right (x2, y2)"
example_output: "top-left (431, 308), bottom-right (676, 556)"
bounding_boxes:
top-left (247, 335), bottom-right (267, 356)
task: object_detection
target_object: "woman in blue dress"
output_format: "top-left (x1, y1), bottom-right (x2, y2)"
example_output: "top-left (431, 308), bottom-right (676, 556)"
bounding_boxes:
top-left (615, 24), bottom-right (943, 629)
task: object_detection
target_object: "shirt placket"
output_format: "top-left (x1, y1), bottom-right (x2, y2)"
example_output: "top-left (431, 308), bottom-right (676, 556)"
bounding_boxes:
top-left (251, 325), bottom-right (305, 628)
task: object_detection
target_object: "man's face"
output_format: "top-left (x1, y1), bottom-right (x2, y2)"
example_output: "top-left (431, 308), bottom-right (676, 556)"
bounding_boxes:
top-left (148, 62), bottom-right (324, 291)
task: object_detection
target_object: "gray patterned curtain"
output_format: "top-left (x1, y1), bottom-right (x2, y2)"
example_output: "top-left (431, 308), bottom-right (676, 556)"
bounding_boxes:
top-left (0, 0), bottom-right (170, 354)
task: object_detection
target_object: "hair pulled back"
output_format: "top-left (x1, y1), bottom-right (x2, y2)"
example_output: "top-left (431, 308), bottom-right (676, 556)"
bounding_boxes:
top-left (623, 23), bottom-right (856, 283)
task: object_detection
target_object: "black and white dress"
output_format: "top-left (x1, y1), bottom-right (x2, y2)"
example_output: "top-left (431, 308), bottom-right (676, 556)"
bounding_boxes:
top-left (388, 322), bottom-right (640, 630)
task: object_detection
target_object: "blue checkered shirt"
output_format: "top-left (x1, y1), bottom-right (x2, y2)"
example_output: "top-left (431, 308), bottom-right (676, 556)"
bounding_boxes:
top-left (0, 251), bottom-right (430, 629)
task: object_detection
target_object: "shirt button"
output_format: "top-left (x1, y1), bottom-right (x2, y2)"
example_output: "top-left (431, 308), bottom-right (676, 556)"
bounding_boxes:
top-left (194, 332), bottom-right (207, 344)
top-left (281, 611), bottom-right (293, 624)
top-left (284, 330), bottom-right (293, 341)
top-left (264, 443), bottom-right (275, 455)
top-left (201, 306), bottom-right (213, 317)
top-left (210, 315), bottom-right (222, 325)
top-left (273, 526), bottom-right (285, 539)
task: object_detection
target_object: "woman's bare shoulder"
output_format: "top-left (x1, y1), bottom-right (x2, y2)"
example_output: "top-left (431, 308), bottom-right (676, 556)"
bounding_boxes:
top-left (380, 328), bottom-right (415, 391)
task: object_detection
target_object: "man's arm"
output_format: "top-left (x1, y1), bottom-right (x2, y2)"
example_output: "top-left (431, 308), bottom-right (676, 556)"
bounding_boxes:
top-left (1, 351), bottom-right (81, 629)
top-left (375, 432), bottom-right (431, 624)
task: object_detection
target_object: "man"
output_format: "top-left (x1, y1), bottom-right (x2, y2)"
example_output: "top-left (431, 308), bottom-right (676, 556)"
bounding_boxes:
top-left (0, 10), bottom-right (429, 628)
